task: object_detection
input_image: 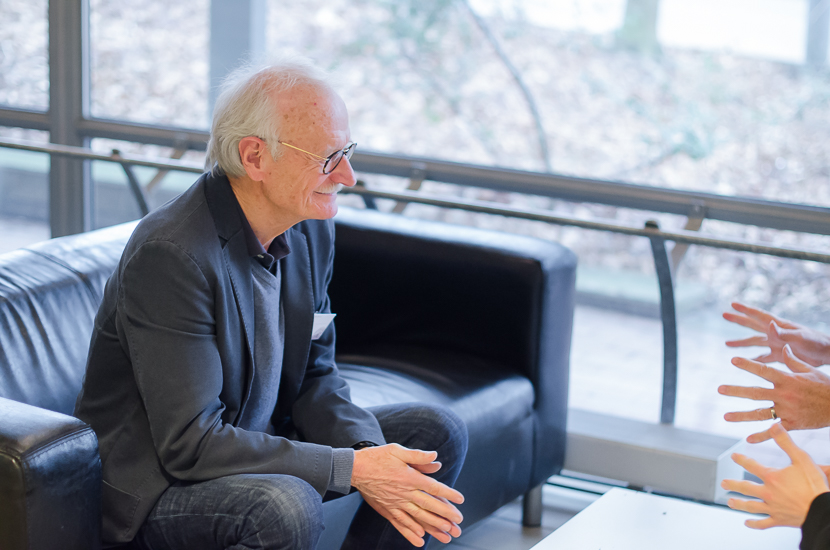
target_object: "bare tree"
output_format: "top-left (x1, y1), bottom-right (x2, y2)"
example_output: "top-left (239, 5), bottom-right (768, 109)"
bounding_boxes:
top-left (807, 0), bottom-right (830, 65)
top-left (618, 0), bottom-right (661, 53)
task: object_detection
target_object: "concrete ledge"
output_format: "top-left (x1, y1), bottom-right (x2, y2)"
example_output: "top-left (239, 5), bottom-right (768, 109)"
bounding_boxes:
top-left (565, 409), bottom-right (743, 503)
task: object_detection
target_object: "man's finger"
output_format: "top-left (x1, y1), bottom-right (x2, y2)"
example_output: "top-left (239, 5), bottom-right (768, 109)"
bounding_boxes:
top-left (753, 353), bottom-right (776, 363)
top-left (723, 312), bottom-right (765, 333)
top-left (730, 357), bottom-right (783, 383)
top-left (768, 422), bottom-right (812, 466)
top-left (745, 516), bottom-right (777, 530)
top-left (731, 302), bottom-right (774, 323)
top-left (421, 524), bottom-right (452, 544)
top-left (411, 487), bottom-right (464, 523)
top-left (726, 335), bottom-right (768, 348)
top-left (746, 427), bottom-right (775, 444)
top-left (391, 446), bottom-right (439, 466)
top-left (411, 461), bottom-right (442, 475)
top-left (407, 500), bottom-right (461, 536)
top-left (731, 452), bottom-right (769, 479)
top-left (727, 496), bottom-right (768, 517)
top-left (718, 384), bottom-right (774, 402)
top-left (425, 519), bottom-right (461, 540)
top-left (392, 519), bottom-right (425, 548)
top-left (782, 344), bottom-right (813, 374)
top-left (387, 508), bottom-right (426, 547)
top-left (416, 476), bottom-right (465, 505)
top-left (721, 477), bottom-right (764, 499)
top-left (415, 517), bottom-right (461, 545)
top-left (416, 497), bottom-right (463, 539)
top-left (723, 407), bottom-right (777, 423)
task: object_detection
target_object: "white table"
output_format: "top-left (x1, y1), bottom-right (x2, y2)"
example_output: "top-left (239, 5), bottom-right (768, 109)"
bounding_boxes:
top-left (531, 488), bottom-right (801, 549)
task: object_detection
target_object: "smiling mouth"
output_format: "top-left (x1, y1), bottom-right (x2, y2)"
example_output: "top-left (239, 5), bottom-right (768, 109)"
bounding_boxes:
top-left (315, 184), bottom-right (343, 196)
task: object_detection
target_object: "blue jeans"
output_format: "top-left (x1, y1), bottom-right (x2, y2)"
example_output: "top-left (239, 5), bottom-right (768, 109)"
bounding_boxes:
top-left (133, 402), bottom-right (468, 550)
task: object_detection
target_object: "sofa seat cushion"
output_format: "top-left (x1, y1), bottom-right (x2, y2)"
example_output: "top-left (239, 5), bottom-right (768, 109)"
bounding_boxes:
top-left (338, 347), bottom-right (535, 422)
top-left (337, 345), bottom-right (536, 524)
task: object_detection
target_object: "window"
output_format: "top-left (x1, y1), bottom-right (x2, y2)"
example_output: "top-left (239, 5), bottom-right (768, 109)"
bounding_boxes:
top-left (0, 128), bottom-right (50, 253)
top-left (89, 0), bottom-right (210, 128)
top-left (0, 0), bottom-right (48, 111)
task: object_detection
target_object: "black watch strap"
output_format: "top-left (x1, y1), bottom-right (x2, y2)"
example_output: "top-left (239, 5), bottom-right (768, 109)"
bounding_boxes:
top-left (352, 441), bottom-right (378, 450)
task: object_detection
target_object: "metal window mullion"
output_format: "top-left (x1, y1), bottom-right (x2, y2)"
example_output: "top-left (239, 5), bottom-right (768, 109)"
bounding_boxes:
top-left (208, 0), bottom-right (268, 115)
top-left (48, 0), bottom-right (92, 237)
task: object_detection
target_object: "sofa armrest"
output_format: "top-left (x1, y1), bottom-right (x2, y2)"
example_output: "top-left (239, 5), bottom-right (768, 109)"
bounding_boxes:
top-left (0, 397), bottom-right (102, 550)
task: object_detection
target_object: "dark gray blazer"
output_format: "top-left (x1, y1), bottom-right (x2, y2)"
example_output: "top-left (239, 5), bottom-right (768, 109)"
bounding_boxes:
top-left (74, 171), bottom-right (384, 545)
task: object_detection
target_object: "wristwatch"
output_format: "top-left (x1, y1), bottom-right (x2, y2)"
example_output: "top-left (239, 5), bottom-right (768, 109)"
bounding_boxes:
top-left (352, 441), bottom-right (378, 450)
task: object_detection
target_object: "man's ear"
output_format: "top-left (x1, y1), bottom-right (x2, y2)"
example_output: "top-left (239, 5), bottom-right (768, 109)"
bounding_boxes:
top-left (238, 137), bottom-right (268, 181)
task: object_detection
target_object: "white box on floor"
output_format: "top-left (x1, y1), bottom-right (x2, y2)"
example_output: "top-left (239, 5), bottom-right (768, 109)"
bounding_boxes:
top-left (531, 488), bottom-right (800, 549)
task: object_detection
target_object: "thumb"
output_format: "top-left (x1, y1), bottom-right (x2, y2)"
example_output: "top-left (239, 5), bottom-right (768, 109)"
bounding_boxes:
top-left (392, 446), bottom-right (438, 465)
top-left (771, 320), bottom-right (798, 341)
top-left (782, 344), bottom-right (813, 374)
top-left (769, 422), bottom-right (811, 467)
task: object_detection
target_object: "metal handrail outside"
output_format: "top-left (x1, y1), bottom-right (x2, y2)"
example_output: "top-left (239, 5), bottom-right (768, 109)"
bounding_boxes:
top-left (4, 136), bottom-right (828, 262)
top-left (3, 136), bottom-right (829, 424)
top-left (3, 111), bottom-right (830, 234)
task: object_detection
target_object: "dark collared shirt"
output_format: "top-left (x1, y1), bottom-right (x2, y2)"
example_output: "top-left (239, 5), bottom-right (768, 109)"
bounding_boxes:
top-left (233, 197), bottom-right (354, 494)
top-left (237, 203), bottom-right (291, 270)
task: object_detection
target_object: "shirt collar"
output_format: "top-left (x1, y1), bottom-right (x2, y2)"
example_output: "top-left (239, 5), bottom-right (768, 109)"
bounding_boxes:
top-left (236, 202), bottom-right (291, 270)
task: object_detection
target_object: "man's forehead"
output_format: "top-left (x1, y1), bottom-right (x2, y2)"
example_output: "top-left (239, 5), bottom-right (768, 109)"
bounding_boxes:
top-left (276, 84), bottom-right (340, 118)
top-left (274, 85), bottom-right (349, 145)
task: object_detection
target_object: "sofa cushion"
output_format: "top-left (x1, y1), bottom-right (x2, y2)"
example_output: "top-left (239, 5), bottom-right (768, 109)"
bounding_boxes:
top-left (337, 345), bottom-right (536, 524)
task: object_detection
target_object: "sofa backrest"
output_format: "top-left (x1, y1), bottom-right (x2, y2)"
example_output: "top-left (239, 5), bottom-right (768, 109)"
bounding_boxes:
top-left (0, 206), bottom-right (576, 418)
top-left (331, 206), bottom-right (577, 379)
top-left (0, 223), bottom-right (136, 414)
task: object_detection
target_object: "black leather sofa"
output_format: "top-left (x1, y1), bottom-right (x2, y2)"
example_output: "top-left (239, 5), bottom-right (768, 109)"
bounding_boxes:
top-left (0, 205), bottom-right (576, 550)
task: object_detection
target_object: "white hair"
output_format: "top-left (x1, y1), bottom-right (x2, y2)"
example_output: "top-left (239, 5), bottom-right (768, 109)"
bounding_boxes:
top-left (206, 57), bottom-right (333, 177)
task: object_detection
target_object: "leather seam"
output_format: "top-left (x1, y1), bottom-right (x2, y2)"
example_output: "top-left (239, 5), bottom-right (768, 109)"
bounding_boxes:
top-left (20, 425), bottom-right (96, 462)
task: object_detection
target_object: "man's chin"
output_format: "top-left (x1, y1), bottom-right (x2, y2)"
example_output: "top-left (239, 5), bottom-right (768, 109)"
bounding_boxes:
top-left (308, 202), bottom-right (339, 220)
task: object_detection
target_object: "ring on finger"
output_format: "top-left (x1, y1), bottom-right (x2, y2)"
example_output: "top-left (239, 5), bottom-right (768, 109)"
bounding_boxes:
top-left (770, 407), bottom-right (778, 421)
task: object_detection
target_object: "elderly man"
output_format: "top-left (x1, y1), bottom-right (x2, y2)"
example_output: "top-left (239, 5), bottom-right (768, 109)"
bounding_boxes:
top-left (74, 60), bottom-right (467, 550)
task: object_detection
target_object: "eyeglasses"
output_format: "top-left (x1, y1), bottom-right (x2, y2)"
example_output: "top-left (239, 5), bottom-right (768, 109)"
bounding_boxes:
top-left (277, 140), bottom-right (356, 174)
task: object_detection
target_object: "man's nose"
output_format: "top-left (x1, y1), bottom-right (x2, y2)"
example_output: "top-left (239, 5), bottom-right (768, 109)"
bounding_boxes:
top-left (333, 156), bottom-right (357, 187)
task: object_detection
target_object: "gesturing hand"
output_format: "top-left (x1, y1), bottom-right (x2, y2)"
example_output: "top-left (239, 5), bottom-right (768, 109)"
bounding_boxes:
top-left (724, 302), bottom-right (830, 367)
top-left (718, 345), bottom-right (830, 442)
top-left (351, 443), bottom-right (465, 547)
top-left (721, 423), bottom-right (830, 529)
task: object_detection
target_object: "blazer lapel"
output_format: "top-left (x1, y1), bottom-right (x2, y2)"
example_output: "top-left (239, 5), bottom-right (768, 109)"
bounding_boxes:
top-left (278, 226), bottom-right (314, 409)
top-left (223, 231), bottom-right (256, 412)
top-left (204, 171), bottom-right (257, 417)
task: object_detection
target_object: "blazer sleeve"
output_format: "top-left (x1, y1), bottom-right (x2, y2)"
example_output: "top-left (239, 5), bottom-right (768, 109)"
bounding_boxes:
top-left (117, 239), bottom-right (336, 496)
top-left (290, 219), bottom-right (386, 448)
top-left (802, 492), bottom-right (830, 550)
